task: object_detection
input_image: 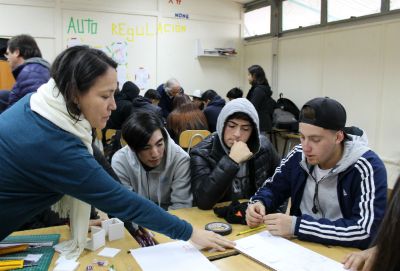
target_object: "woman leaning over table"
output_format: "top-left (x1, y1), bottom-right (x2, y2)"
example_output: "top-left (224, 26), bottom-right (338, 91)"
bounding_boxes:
top-left (0, 45), bottom-right (234, 256)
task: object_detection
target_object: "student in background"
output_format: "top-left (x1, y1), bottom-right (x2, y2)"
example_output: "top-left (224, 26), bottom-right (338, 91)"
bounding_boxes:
top-left (167, 94), bottom-right (208, 143)
top-left (201, 89), bottom-right (225, 132)
top-left (190, 98), bottom-right (279, 210)
top-left (190, 89), bottom-right (204, 110)
top-left (112, 111), bottom-right (192, 210)
top-left (246, 65), bottom-right (276, 134)
top-left (144, 88), bottom-right (161, 106)
top-left (157, 78), bottom-right (183, 118)
top-left (226, 87), bottom-right (243, 101)
top-left (0, 45), bottom-right (234, 253)
top-left (343, 175), bottom-right (400, 271)
top-left (171, 93), bottom-right (192, 110)
top-left (105, 81), bottom-right (140, 130)
top-left (246, 97), bottom-right (387, 249)
top-left (2, 34), bottom-right (50, 109)
top-left (105, 82), bottom-right (162, 156)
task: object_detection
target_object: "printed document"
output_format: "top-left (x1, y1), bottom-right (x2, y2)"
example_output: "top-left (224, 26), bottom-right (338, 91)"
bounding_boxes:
top-left (235, 231), bottom-right (346, 271)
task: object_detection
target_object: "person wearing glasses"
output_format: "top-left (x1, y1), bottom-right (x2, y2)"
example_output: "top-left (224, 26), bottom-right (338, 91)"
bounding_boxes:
top-left (1, 34), bottom-right (50, 111)
top-left (190, 98), bottom-right (280, 210)
top-left (156, 78), bottom-right (183, 118)
top-left (246, 97), bottom-right (387, 249)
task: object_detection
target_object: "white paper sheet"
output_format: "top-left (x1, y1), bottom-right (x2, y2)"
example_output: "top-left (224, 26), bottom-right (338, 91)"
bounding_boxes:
top-left (130, 241), bottom-right (220, 271)
top-left (235, 231), bottom-right (347, 271)
top-left (97, 247), bottom-right (121, 258)
top-left (54, 256), bottom-right (80, 271)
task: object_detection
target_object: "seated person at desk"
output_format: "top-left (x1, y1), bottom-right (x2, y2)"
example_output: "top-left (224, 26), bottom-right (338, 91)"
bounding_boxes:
top-left (246, 97), bottom-right (387, 249)
top-left (226, 87), bottom-right (243, 101)
top-left (190, 98), bottom-right (280, 210)
top-left (343, 175), bottom-right (400, 271)
top-left (112, 111), bottom-right (192, 210)
top-left (0, 46), bottom-right (234, 255)
top-left (144, 88), bottom-right (161, 106)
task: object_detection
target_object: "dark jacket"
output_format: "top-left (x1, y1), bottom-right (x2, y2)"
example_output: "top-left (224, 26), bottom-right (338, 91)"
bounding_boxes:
top-left (131, 96), bottom-right (163, 121)
top-left (190, 98), bottom-right (280, 210)
top-left (106, 83), bottom-right (140, 130)
top-left (9, 57), bottom-right (50, 107)
top-left (157, 83), bottom-right (183, 119)
top-left (246, 84), bottom-right (276, 133)
top-left (203, 95), bottom-right (225, 132)
top-left (251, 134), bottom-right (387, 249)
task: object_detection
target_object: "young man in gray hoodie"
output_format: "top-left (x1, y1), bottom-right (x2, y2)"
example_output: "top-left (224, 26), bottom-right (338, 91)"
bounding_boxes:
top-left (112, 111), bottom-right (192, 210)
top-left (190, 98), bottom-right (280, 210)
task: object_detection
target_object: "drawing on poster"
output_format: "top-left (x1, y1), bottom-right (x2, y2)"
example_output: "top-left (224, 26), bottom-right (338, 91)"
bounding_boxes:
top-left (105, 41), bottom-right (128, 86)
top-left (134, 67), bottom-right (150, 90)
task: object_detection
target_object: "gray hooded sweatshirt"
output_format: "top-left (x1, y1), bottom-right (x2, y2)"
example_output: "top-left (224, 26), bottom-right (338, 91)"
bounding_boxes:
top-left (111, 130), bottom-right (192, 210)
top-left (299, 132), bottom-right (370, 220)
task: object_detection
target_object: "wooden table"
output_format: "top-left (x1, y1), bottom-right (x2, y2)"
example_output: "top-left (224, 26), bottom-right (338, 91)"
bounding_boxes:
top-left (154, 206), bottom-right (252, 259)
top-left (155, 206), bottom-right (360, 269)
top-left (11, 207), bottom-right (360, 271)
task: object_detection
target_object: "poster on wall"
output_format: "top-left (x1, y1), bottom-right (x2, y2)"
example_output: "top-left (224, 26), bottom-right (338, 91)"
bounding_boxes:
top-left (62, 10), bottom-right (157, 88)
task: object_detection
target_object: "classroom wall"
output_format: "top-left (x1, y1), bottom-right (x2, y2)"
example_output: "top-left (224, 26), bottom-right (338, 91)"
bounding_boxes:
top-left (243, 18), bottom-right (400, 187)
top-left (0, 0), bottom-right (243, 96)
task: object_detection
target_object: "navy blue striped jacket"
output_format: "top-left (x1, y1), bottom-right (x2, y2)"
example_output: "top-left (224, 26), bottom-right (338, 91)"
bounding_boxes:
top-left (251, 144), bottom-right (387, 249)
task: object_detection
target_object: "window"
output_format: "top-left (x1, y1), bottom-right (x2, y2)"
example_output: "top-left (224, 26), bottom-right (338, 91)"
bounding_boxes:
top-left (282, 0), bottom-right (321, 31)
top-left (328, 0), bottom-right (381, 22)
top-left (390, 0), bottom-right (400, 10)
top-left (244, 6), bottom-right (271, 38)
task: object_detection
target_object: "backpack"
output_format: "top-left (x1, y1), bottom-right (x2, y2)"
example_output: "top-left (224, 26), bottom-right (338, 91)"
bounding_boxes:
top-left (273, 93), bottom-right (300, 132)
top-left (276, 93), bottom-right (300, 120)
top-left (272, 108), bottom-right (299, 131)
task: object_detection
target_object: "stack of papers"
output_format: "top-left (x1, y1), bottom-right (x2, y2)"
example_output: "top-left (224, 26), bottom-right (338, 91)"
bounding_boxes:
top-left (130, 241), bottom-right (219, 271)
top-left (235, 231), bottom-right (346, 271)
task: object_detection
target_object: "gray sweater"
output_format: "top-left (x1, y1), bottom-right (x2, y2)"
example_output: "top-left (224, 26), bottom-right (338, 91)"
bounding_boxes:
top-left (112, 132), bottom-right (193, 210)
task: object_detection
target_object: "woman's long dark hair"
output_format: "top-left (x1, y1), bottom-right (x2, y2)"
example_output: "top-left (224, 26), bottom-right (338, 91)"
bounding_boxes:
top-left (248, 64), bottom-right (270, 87)
top-left (370, 175), bottom-right (400, 271)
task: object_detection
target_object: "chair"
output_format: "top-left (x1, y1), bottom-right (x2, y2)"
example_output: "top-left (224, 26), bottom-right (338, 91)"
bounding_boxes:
top-left (179, 130), bottom-right (210, 152)
top-left (271, 128), bottom-right (301, 157)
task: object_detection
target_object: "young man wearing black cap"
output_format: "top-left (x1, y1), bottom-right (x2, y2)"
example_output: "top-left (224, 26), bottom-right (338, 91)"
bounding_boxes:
top-left (246, 97), bottom-right (387, 249)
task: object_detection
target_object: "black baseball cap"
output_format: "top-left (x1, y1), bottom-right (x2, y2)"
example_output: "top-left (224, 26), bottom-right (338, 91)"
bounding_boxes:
top-left (299, 97), bottom-right (346, 131)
